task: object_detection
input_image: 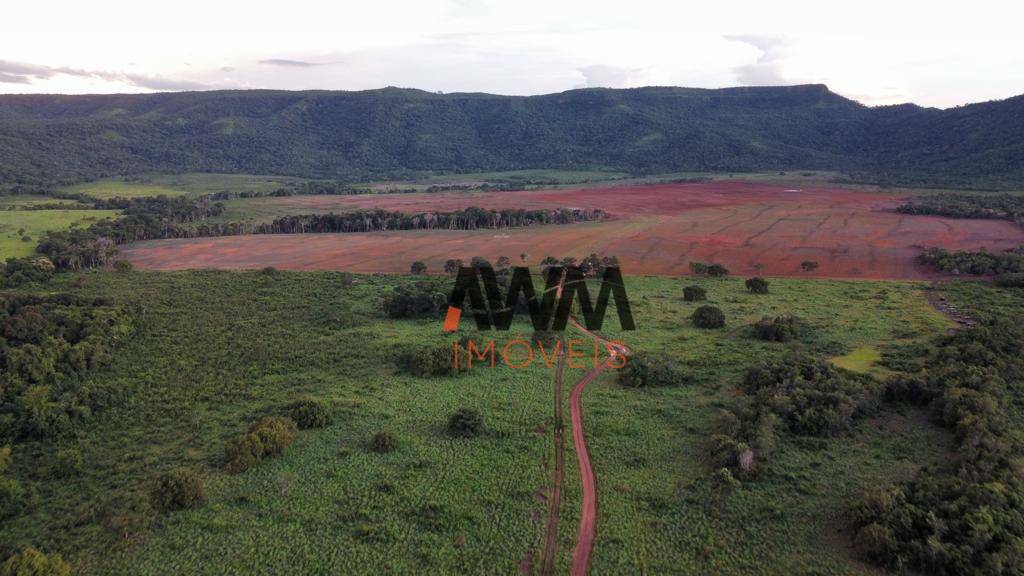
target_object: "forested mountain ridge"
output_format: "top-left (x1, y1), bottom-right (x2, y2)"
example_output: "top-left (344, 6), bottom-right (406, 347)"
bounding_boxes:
top-left (0, 84), bottom-right (1021, 188)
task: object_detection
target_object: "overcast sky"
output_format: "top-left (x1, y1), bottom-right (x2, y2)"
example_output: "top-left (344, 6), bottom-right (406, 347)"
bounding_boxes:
top-left (2, 0), bottom-right (1021, 108)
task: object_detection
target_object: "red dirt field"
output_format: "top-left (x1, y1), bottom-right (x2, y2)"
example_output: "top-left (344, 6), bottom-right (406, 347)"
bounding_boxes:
top-left (121, 182), bottom-right (1024, 279)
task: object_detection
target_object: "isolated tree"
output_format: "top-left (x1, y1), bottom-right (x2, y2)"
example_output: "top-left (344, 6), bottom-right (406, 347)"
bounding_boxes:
top-left (410, 261), bottom-right (427, 275)
top-left (693, 305), bottom-right (726, 329)
top-left (745, 277), bottom-right (770, 294)
top-left (689, 261), bottom-right (709, 275)
top-left (683, 285), bottom-right (707, 302)
top-left (706, 263), bottom-right (729, 277)
top-left (444, 259), bottom-right (463, 275)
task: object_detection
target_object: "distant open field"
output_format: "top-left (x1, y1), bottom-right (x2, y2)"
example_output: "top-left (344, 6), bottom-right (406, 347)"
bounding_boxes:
top-left (62, 173), bottom-right (309, 199)
top-left (123, 181), bottom-right (1024, 279)
top-left (0, 209), bottom-right (120, 259)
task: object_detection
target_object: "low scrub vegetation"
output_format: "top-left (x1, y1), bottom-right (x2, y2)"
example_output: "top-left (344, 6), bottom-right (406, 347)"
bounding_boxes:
top-left (149, 468), bottom-right (205, 513)
top-left (447, 408), bottom-right (484, 438)
top-left (745, 277), bottom-right (770, 294)
top-left (287, 399), bottom-right (332, 429)
top-left (682, 285), bottom-right (706, 301)
top-left (752, 314), bottom-right (802, 342)
top-left (224, 416), bottom-right (298, 473)
top-left (710, 353), bottom-right (880, 476)
top-left (617, 352), bottom-right (689, 388)
top-left (692, 305), bottom-right (726, 329)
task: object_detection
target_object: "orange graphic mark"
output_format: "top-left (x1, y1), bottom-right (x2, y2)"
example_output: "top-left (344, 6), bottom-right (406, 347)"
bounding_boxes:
top-left (442, 306), bottom-right (462, 332)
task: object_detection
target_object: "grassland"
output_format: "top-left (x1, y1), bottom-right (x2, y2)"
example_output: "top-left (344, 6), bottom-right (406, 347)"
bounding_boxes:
top-left (61, 173), bottom-right (309, 199)
top-left (0, 209), bottom-right (120, 259)
top-left (0, 270), bottom-right (959, 574)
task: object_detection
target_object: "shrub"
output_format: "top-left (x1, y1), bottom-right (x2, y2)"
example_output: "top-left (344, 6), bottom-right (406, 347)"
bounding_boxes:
top-left (224, 434), bottom-right (264, 473)
top-left (752, 315), bottom-right (801, 342)
top-left (410, 261), bottom-right (427, 275)
top-left (682, 285), bottom-right (706, 302)
top-left (706, 263), bottom-right (729, 277)
top-left (0, 547), bottom-right (71, 576)
top-left (447, 408), bottom-right (484, 438)
top-left (248, 416), bottom-right (297, 456)
top-left (689, 261), bottom-right (708, 275)
top-left (225, 416), bottom-right (298, 472)
top-left (618, 352), bottom-right (688, 387)
top-left (371, 432), bottom-right (398, 453)
top-left (801, 260), bottom-right (820, 272)
top-left (288, 399), bottom-right (332, 429)
top-left (149, 468), bottom-right (205, 513)
top-left (406, 344), bottom-right (463, 377)
top-left (113, 260), bottom-right (133, 272)
top-left (692, 305), bottom-right (725, 329)
top-left (745, 277), bottom-right (770, 294)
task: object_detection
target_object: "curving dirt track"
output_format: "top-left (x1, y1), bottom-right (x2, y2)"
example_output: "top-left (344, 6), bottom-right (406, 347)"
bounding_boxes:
top-left (122, 181), bottom-right (1024, 279)
top-left (565, 317), bottom-right (631, 576)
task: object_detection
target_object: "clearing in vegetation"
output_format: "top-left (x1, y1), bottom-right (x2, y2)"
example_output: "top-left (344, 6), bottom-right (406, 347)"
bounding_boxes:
top-left (122, 181), bottom-right (1024, 278)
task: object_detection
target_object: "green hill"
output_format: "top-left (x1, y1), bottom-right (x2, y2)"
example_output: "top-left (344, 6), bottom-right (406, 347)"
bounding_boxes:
top-left (1, 84), bottom-right (1021, 188)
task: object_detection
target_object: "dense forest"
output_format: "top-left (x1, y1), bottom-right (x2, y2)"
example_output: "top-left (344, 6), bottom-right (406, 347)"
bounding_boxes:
top-left (1, 85), bottom-right (1023, 188)
top-left (852, 319), bottom-right (1024, 575)
top-left (897, 194), bottom-right (1024, 226)
top-left (917, 246), bottom-right (1024, 275)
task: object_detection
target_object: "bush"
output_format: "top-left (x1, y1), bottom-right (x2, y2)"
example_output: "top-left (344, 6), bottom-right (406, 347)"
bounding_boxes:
top-left (112, 260), bottom-right (133, 272)
top-left (706, 263), bottom-right (729, 277)
top-left (801, 260), bottom-right (820, 272)
top-left (692, 305), bottom-right (725, 329)
top-left (618, 352), bottom-right (688, 387)
top-left (225, 416), bottom-right (298, 472)
top-left (410, 261), bottom-right (427, 274)
top-left (682, 285), bottom-right (706, 302)
top-left (447, 408), bottom-right (484, 438)
top-left (248, 416), bottom-right (297, 456)
top-left (371, 431), bottom-right (398, 453)
top-left (149, 468), bottom-right (205, 513)
top-left (406, 344), bottom-right (464, 377)
top-left (0, 547), bottom-right (71, 576)
top-left (752, 315), bottom-right (801, 342)
top-left (224, 434), bottom-right (264, 473)
top-left (288, 399), bottom-right (332, 429)
top-left (745, 277), bottom-right (770, 294)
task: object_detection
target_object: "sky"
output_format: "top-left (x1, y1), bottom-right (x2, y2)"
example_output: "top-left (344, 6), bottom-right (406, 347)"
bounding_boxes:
top-left (1, 0), bottom-right (1022, 108)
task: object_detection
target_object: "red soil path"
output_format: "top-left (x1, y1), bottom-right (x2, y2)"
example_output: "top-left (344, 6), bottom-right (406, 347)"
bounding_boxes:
top-left (122, 182), bottom-right (1024, 279)
top-left (565, 317), bottom-right (631, 576)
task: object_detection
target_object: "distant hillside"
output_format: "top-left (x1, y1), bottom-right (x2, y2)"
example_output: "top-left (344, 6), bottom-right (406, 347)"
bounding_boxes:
top-left (0, 85), bottom-right (1021, 188)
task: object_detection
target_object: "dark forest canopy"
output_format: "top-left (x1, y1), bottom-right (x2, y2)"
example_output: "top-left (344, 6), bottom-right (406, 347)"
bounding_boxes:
top-left (1, 85), bottom-right (1024, 188)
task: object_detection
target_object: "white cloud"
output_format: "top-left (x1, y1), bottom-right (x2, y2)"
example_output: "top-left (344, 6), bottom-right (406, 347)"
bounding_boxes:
top-left (0, 0), bottom-right (1021, 107)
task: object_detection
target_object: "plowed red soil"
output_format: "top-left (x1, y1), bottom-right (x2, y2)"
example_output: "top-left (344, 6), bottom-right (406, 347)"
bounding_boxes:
top-left (122, 182), bottom-right (1024, 279)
